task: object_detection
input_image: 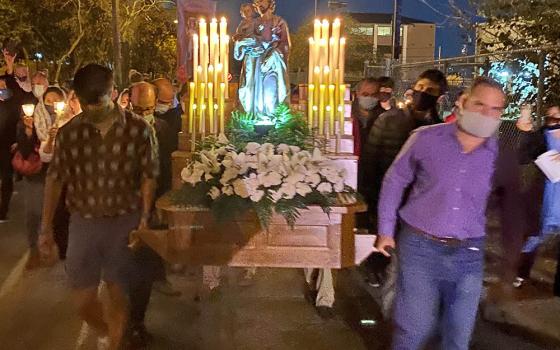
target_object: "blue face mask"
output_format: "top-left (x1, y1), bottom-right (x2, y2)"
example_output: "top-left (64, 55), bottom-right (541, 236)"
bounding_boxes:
top-left (0, 88), bottom-right (13, 101)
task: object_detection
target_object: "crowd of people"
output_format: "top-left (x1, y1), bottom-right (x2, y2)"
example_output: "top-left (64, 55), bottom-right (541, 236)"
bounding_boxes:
top-left (0, 47), bottom-right (186, 349)
top-left (1, 45), bottom-right (560, 350)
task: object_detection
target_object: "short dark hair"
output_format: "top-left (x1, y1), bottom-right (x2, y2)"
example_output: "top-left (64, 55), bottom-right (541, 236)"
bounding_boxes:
top-left (377, 76), bottom-right (394, 89)
top-left (73, 64), bottom-right (113, 105)
top-left (43, 86), bottom-right (65, 102)
top-left (417, 69), bottom-right (448, 95)
top-left (356, 77), bottom-right (379, 92)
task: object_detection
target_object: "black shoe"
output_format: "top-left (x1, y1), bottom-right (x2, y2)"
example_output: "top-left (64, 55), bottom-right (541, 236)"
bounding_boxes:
top-left (128, 324), bottom-right (152, 350)
top-left (304, 283), bottom-right (318, 305)
top-left (316, 306), bottom-right (335, 320)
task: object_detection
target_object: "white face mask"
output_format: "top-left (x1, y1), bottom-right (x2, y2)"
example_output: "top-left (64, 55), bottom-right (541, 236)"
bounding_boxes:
top-left (155, 103), bottom-right (170, 114)
top-left (457, 109), bottom-right (502, 138)
top-left (33, 85), bottom-right (46, 98)
top-left (358, 96), bottom-right (378, 111)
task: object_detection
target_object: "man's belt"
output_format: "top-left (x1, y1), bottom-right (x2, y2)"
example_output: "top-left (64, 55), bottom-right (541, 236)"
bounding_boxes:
top-left (403, 222), bottom-right (475, 248)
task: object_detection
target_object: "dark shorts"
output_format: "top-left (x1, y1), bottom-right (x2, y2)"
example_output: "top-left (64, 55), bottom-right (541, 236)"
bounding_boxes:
top-left (66, 212), bottom-right (140, 290)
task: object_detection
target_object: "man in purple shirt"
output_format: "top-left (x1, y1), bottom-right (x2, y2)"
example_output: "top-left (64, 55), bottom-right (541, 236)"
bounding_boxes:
top-left (376, 77), bottom-right (524, 350)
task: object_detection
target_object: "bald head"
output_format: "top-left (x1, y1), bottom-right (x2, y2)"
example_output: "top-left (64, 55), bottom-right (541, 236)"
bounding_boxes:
top-left (130, 82), bottom-right (157, 116)
top-left (152, 78), bottom-right (174, 104)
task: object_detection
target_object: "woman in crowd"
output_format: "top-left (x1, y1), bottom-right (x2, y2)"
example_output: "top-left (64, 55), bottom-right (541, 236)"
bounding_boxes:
top-left (38, 89), bottom-right (81, 259)
top-left (15, 86), bottom-right (66, 268)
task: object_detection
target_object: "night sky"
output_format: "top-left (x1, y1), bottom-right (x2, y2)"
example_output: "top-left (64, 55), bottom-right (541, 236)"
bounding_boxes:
top-left (216, 0), bottom-right (474, 58)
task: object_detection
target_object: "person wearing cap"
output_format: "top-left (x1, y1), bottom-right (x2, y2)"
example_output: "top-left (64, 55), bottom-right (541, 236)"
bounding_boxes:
top-left (153, 78), bottom-right (182, 152)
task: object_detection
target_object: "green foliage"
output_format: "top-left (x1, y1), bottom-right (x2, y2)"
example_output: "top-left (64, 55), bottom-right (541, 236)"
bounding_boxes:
top-left (472, 0), bottom-right (560, 106)
top-left (3, 0), bottom-right (176, 82)
top-left (224, 104), bottom-right (319, 151)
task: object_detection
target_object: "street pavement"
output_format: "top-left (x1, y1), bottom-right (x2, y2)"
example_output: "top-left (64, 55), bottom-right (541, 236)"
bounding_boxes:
top-left (0, 190), bottom-right (558, 349)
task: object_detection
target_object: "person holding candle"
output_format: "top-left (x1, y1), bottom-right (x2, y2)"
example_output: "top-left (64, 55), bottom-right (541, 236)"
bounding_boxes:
top-left (38, 89), bottom-right (81, 261)
top-left (14, 87), bottom-right (65, 269)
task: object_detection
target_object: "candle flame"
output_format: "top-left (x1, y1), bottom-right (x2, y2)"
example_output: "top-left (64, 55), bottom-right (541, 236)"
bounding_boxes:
top-left (211, 18), bottom-right (217, 23)
top-left (340, 37), bottom-right (346, 44)
top-left (312, 106), bottom-right (318, 111)
top-left (314, 66), bottom-right (321, 74)
top-left (214, 104), bottom-right (219, 110)
top-left (324, 66), bottom-right (330, 74)
top-left (220, 17), bottom-right (227, 23)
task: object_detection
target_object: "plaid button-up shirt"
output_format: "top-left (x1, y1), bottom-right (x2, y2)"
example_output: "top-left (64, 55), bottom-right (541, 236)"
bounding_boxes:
top-left (48, 108), bottom-right (159, 218)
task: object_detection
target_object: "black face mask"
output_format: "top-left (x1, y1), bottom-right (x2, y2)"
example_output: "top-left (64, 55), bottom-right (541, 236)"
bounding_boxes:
top-left (545, 123), bottom-right (560, 130)
top-left (412, 90), bottom-right (438, 112)
top-left (378, 92), bottom-right (392, 103)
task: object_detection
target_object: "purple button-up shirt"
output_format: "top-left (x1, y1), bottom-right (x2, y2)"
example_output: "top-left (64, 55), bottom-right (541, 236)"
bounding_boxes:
top-left (378, 123), bottom-right (498, 239)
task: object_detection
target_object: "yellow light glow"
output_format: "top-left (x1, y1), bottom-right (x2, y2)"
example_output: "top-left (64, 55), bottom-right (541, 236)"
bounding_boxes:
top-left (22, 104), bottom-right (35, 117)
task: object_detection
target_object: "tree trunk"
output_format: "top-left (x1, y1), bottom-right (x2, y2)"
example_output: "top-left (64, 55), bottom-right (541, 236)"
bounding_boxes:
top-left (112, 0), bottom-right (122, 87)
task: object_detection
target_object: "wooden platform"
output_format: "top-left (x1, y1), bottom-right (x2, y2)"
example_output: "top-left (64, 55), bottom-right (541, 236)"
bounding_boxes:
top-left (135, 196), bottom-right (375, 269)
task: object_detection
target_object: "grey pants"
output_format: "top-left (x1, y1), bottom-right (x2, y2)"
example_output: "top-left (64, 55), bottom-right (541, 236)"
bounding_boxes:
top-left (23, 179), bottom-right (44, 250)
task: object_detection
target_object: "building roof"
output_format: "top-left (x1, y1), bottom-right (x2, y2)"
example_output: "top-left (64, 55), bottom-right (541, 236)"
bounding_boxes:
top-left (349, 12), bottom-right (432, 25)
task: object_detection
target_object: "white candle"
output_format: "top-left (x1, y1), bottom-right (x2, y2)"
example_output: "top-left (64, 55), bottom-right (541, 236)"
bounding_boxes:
top-left (308, 38), bottom-right (315, 85)
top-left (338, 38), bottom-right (346, 84)
top-left (193, 34), bottom-right (199, 92)
top-left (209, 18), bottom-right (218, 64)
top-left (208, 82), bottom-right (214, 134)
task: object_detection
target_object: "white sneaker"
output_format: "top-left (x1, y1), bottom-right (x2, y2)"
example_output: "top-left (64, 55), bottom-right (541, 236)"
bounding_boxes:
top-left (97, 336), bottom-right (109, 350)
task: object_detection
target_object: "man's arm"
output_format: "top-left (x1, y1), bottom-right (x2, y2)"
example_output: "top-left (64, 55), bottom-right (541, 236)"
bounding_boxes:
top-left (139, 178), bottom-right (156, 229)
top-left (376, 131), bottom-right (421, 255)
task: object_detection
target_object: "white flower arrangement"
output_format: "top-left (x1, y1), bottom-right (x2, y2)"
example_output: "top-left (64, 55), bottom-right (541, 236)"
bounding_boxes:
top-left (177, 136), bottom-right (352, 227)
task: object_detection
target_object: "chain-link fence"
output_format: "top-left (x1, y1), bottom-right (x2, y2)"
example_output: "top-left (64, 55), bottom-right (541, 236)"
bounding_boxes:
top-left (363, 46), bottom-right (560, 148)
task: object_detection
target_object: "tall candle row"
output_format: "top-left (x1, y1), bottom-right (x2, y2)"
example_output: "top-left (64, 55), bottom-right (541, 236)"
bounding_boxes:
top-left (308, 18), bottom-right (346, 145)
top-left (188, 17), bottom-right (229, 142)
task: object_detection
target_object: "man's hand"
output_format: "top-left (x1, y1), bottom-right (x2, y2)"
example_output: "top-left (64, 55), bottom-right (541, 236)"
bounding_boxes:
top-left (375, 235), bottom-right (396, 257)
top-left (38, 227), bottom-right (57, 263)
top-left (2, 49), bottom-right (16, 74)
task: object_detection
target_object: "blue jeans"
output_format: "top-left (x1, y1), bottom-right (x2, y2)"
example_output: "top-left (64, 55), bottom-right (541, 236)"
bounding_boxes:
top-left (392, 224), bottom-right (485, 350)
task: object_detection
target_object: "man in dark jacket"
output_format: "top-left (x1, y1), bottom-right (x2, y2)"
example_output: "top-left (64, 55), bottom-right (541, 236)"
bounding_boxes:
top-left (365, 69), bottom-right (448, 211)
top-left (153, 78), bottom-right (182, 152)
top-left (360, 70), bottom-right (447, 293)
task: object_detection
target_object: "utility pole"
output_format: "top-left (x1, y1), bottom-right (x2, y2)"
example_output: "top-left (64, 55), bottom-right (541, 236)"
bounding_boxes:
top-left (112, 0), bottom-right (122, 87)
top-left (391, 0), bottom-right (402, 60)
top-left (315, 0), bottom-right (318, 16)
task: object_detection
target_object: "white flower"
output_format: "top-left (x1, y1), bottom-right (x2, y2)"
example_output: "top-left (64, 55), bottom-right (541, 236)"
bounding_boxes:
top-left (295, 182), bottom-right (312, 196)
top-left (277, 144), bottom-right (290, 154)
top-left (289, 145), bottom-right (301, 154)
top-left (258, 172), bottom-right (282, 187)
top-left (250, 190), bottom-right (265, 202)
top-left (221, 168), bottom-right (239, 184)
top-left (333, 180), bottom-right (344, 192)
top-left (233, 179), bottom-right (250, 198)
top-left (204, 173), bottom-right (214, 181)
top-left (209, 186), bottom-right (221, 199)
top-left (279, 183), bottom-right (297, 199)
top-left (305, 173), bottom-right (321, 187)
top-left (222, 185), bottom-right (234, 196)
top-left (317, 182), bottom-right (333, 193)
top-left (181, 165), bottom-right (204, 185)
top-left (312, 148), bottom-right (324, 161)
top-left (246, 142), bottom-right (261, 155)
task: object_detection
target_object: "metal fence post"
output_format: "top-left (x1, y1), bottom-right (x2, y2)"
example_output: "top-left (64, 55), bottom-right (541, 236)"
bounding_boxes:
top-left (536, 50), bottom-right (546, 124)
